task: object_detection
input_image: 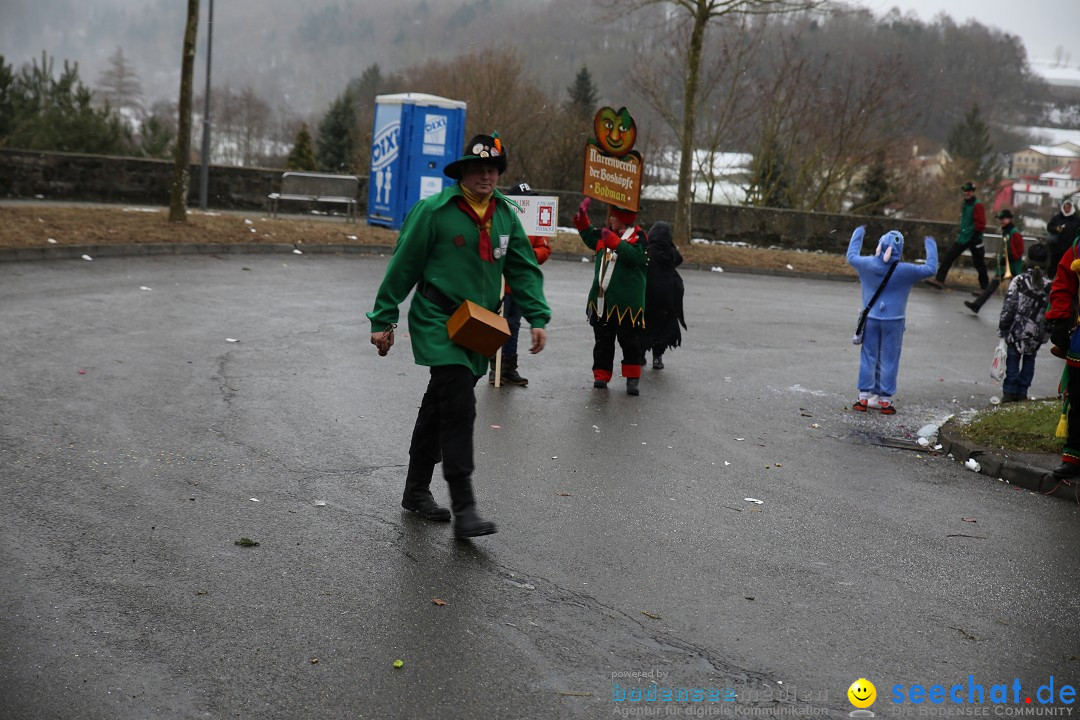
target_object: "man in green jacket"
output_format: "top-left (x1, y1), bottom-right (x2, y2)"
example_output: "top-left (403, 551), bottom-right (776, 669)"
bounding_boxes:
top-left (927, 181), bottom-right (989, 289)
top-left (368, 132), bottom-right (551, 539)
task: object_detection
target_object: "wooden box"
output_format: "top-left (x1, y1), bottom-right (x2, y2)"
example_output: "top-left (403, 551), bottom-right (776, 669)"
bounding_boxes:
top-left (446, 300), bottom-right (511, 357)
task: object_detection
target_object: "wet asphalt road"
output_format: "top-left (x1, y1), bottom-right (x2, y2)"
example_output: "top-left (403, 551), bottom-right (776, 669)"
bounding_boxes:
top-left (1, 251), bottom-right (1077, 720)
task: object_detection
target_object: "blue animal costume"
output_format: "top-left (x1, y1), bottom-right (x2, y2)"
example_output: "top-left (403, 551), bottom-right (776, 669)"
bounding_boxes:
top-left (847, 226), bottom-right (938, 414)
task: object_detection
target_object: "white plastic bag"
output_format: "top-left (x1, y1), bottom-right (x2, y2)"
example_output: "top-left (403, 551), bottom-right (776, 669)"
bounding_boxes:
top-left (990, 339), bottom-right (1007, 381)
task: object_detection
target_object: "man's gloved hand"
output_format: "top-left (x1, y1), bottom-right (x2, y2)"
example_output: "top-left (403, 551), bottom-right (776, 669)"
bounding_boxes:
top-left (1049, 318), bottom-right (1073, 351)
top-left (599, 228), bottom-right (619, 252)
top-left (572, 197), bottom-right (592, 232)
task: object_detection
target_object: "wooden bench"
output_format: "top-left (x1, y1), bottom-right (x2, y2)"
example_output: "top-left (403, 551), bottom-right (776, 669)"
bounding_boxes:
top-left (268, 172), bottom-right (359, 222)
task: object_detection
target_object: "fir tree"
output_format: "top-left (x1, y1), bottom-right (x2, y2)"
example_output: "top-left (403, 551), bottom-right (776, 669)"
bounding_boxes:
top-left (287, 122), bottom-right (317, 171)
top-left (316, 88), bottom-right (360, 172)
top-left (138, 114), bottom-right (174, 158)
top-left (746, 138), bottom-right (790, 209)
top-left (945, 104), bottom-right (1000, 187)
top-left (0, 52), bottom-right (133, 155)
top-left (855, 150), bottom-right (891, 216)
top-left (566, 66), bottom-right (597, 118)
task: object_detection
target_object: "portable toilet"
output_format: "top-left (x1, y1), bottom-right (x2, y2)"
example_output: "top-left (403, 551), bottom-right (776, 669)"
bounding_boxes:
top-left (367, 93), bottom-right (467, 229)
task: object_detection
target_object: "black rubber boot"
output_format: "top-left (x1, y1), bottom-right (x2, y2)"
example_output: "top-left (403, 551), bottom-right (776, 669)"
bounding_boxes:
top-left (501, 354), bottom-right (528, 387)
top-left (966, 279), bottom-right (999, 314)
top-left (401, 464), bottom-right (451, 522)
top-left (652, 355), bottom-right (664, 370)
top-left (448, 479), bottom-right (497, 539)
top-left (487, 356), bottom-right (497, 384)
top-left (626, 377), bottom-right (640, 396)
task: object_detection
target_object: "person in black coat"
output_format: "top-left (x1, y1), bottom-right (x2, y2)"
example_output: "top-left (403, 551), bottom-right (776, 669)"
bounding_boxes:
top-left (641, 221), bottom-right (687, 369)
top-left (1047, 198), bottom-right (1079, 279)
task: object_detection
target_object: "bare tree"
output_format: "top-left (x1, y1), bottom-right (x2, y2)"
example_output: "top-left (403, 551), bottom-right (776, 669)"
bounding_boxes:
top-left (169, 0), bottom-right (199, 223)
top-left (402, 49), bottom-right (561, 187)
top-left (637, 16), bottom-right (763, 206)
top-left (96, 46), bottom-right (144, 117)
top-left (741, 40), bottom-right (914, 214)
top-left (608, 0), bottom-right (823, 245)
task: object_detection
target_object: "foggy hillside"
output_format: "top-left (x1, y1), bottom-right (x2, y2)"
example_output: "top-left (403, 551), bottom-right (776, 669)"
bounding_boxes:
top-left (1, 0), bottom-right (1064, 155)
top-left (0, 0), bottom-right (633, 114)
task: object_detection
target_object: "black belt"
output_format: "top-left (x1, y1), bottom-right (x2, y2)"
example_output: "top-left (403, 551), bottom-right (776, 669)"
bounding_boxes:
top-left (418, 280), bottom-right (457, 314)
top-left (418, 280), bottom-right (501, 315)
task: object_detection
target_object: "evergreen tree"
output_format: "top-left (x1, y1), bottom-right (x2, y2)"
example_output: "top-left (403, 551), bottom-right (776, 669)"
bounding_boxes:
top-left (566, 65), bottom-right (597, 118)
top-left (138, 114), bottom-right (174, 158)
top-left (287, 122), bottom-right (317, 170)
top-left (0, 52), bottom-right (133, 155)
top-left (854, 150), bottom-right (891, 216)
top-left (746, 137), bottom-right (790, 209)
top-left (316, 88), bottom-right (360, 172)
top-left (349, 64), bottom-right (384, 105)
top-left (945, 104), bottom-right (1000, 187)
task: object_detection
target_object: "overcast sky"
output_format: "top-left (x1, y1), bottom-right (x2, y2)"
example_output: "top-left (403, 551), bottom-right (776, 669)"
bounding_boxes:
top-left (850, 0), bottom-right (1079, 62)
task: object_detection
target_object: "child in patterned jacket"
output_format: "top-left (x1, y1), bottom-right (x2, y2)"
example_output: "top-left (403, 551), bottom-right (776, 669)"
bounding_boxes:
top-left (998, 243), bottom-right (1051, 402)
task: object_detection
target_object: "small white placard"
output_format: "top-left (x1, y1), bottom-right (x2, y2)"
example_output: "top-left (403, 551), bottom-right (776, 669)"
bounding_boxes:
top-left (510, 195), bottom-right (559, 237)
top-left (419, 176), bottom-right (443, 200)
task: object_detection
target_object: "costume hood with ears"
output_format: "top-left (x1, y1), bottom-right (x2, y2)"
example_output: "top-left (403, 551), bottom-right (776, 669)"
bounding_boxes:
top-left (1063, 199), bottom-right (1076, 217)
top-left (875, 230), bottom-right (904, 264)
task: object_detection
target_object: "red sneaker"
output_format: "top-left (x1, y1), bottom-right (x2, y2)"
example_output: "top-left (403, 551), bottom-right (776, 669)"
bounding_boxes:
top-left (879, 400), bottom-right (897, 415)
top-left (852, 399), bottom-right (868, 412)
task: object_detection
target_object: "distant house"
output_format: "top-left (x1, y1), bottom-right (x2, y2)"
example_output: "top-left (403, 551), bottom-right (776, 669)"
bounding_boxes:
top-left (1010, 142), bottom-right (1080, 177)
top-left (1009, 159), bottom-right (1080, 212)
top-left (909, 142), bottom-right (950, 180)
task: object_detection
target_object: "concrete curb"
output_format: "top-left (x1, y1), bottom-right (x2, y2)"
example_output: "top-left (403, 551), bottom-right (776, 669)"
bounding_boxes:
top-left (937, 419), bottom-right (1079, 502)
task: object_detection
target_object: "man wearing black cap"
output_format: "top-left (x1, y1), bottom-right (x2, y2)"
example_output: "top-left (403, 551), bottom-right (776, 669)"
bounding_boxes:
top-left (489, 182), bottom-right (552, 387)
top-left (964, 208), bottom-right (1025, 314)
top-left (367, 132), bottom-right (551, 538)
top-left (926, 182), bottom-right (989, 290)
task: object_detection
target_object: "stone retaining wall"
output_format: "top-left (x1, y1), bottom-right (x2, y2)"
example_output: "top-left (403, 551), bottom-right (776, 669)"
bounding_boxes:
top-left (2, 148), bottom-right (1024, 259)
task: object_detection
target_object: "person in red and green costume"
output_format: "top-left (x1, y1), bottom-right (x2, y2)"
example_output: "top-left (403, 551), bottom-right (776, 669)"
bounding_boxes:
top-left (572, 198), bottom-right (647, 395)
top-left (368, 132), bottom-right (551, 539)
top-left (927, 181), bottom-right (989, 290)
top-left (964, 208), bottom-right (1025, 314)
top-left (1045, 236), bottom-right (1080, 481)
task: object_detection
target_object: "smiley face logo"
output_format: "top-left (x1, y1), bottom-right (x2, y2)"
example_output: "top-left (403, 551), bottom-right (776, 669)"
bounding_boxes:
top-left (592, 106), bottom-right (637, 158)
top-left (848, 678), bottom-right (877, 709)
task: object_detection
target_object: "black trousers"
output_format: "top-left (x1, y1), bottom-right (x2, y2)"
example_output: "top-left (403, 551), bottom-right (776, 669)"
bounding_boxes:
top-left (968, 277), bottom-right (1001, 311)
top-left (592, 322), bottom-right (645, 376)
top-left (407, 365), bottom-right (478, 484)
top-left (936, 239), bottom-right (989, 289)
top-left (1066, 362), bottom-right (1080, 463)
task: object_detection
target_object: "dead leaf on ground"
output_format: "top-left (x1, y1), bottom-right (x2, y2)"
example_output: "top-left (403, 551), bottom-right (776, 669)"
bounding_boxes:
top-left (432, 598), bottom-right (447, 606)
top-left (642, 611), bottom-right (661, 620)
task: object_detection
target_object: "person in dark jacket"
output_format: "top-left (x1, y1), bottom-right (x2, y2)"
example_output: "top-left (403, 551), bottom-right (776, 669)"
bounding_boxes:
top-left (1046, 198), bottom-right (1079, 279)
top-left (997, 243), bottom-right (1050, 402)
top-left (488, 181), bottom-right (552, 387)
top-left (640, 221), bottom-right (686, 370)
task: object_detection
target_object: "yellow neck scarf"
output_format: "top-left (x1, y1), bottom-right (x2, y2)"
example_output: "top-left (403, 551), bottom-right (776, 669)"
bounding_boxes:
top-left (460, 185), bottom-right (491, 219)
